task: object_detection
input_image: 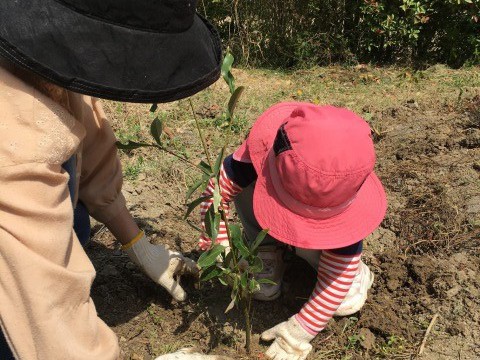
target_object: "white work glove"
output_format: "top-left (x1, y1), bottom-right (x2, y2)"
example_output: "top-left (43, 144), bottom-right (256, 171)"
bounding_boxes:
top-left (155, 347), bottom-right (232, 359)
top-left (124, 232), bottom-right (199, 301)
top-left (261, 316), bottom-right (315, 360)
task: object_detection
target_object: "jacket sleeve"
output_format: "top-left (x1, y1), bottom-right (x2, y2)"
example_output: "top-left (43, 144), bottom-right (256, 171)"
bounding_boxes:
top-left (78, 97), bottom-right (126, 224)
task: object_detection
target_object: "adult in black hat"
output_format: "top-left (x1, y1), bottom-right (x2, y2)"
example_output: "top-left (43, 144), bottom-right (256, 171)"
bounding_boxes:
top-left (0, 1), bottom-right (222, 359)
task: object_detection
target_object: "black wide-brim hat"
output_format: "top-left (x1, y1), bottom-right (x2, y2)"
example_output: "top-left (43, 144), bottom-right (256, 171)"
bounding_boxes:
top-left (0, 0), bottom-right (222, 103)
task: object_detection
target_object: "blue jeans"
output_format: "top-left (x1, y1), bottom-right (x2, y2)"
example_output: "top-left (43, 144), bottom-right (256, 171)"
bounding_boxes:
top-left (0, 156), bottom-right (90, 358)
top-left (63, 155), bottom-right (91, 246)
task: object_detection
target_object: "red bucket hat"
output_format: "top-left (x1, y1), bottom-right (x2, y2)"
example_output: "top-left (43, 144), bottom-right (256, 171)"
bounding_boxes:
top-left (242, 102), bottom-right (387, 250)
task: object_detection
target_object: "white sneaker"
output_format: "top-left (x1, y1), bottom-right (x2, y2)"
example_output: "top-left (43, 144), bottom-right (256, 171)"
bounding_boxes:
top-left (253, 246), bottom-right (285, 301)
top-left (334, 261), bottom-right (374, 316)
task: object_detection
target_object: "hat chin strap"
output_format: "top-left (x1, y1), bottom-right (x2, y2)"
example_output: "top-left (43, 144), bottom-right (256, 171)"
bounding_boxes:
top-left (267, 150), bottom-right (356, 220)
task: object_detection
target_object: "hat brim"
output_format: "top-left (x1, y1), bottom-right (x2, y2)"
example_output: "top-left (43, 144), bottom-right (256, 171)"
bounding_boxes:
top-left (248, 102), bottom-right (388, 249)
top-left (0, 0), bottom-right (221, 103)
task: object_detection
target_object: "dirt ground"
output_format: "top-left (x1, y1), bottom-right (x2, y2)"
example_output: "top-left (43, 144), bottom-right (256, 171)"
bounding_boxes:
top-left (88, 66), bottom-right (479, 359)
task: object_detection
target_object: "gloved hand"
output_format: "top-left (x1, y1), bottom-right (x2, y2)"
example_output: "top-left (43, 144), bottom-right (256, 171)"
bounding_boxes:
top-left (124, 231), bottom-right (199, 301)
top-left (261, 316), bottom-right (315, 360)
top-left (198, 164), bottom-right (242, 251)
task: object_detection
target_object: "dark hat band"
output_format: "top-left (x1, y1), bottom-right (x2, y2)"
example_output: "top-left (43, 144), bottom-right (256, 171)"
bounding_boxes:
top-left (273, 123), bottom-right (292, 156)
top-left (57, 0), bottom-right (196, 32)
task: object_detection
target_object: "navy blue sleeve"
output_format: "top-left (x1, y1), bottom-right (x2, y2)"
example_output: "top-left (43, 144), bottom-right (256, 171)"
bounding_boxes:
top-left (330, 240), bottom-right (363, 255)
top-left (223, 154), bottom-right (258, 188)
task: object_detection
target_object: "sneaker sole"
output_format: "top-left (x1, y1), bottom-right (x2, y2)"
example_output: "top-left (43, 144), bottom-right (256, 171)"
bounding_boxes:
top-left (253, 287), bottom-right (282, 301)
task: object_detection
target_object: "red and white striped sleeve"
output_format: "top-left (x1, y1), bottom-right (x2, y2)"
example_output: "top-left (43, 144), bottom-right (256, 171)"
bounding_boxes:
top-left (219, 165), bottom-right (242, 201)
top-left (198, 164), bottom-right (243, 250)
top-left (295, 251), bottom-right (361, 334)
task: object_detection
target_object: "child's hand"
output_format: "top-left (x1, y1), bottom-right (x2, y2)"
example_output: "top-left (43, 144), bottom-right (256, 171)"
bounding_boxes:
top-left (261, 316), bottom-right (315, 360)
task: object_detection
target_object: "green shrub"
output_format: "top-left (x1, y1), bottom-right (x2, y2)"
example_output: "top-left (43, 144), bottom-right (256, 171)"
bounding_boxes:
top-left (202, 0), bottom-right (480, 68)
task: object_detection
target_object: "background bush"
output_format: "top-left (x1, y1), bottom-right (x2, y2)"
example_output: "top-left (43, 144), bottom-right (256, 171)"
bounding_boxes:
top-left (200, 0), bottom-right (480, 68)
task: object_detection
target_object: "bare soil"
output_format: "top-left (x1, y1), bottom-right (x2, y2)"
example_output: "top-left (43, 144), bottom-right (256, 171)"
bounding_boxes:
top-left (88, 67), bottom-right (479, 360)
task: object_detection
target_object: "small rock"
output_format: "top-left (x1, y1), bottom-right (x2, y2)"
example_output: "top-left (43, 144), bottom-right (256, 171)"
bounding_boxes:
top-left (119, 336), bottom-right (127, 342)
top-left (465, 196), bottom-right (480, 214)
top-left (387, 279), bottom-right (400, 291)
top-left (130, 353), bottom-right (143, 360)
top-left (359, 328), bottom-right (375, 350)
top-left (405, 99), bottom-right (419, 109)
top-left (137, 173), bottom-right (146, 181)
top-left (446, 285), bottom-right (461, 298)
top-left (446, 321), bottom-right (466, 336)
top-left (135, 187), bottom-right (142, 195)
top-left (395, 150), bottom-right (406, 160)
top-left (100, 264), bottom-right (120, 277)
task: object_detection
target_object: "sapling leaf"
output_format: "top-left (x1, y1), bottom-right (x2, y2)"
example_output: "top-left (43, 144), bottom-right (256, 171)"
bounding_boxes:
top-left (213, 147), bottom-right (225, 176)
top-left (150, 103), bottom-right (158, 113)
top-left (221, 53), bottom-right (234, 78)
top-left (186, 220), bottom-right (202, 233)
top-left (228, 223), bottom-right (242, 241)
top-left (204, 206), bottom-right (221, 240)
top-left (240, 271), bottom-right (248, 288)
top-left (116, 140), bottom-right (152, 150)
top-left (219, 269), bottom-right (233, 287)
top-left (224, 250), bottom-right (234, 268)
top-left (232, 273), bottom-right (239, 289)
top-left (184, 195), bottom-right (211, 219)
top-left (213, 181), bottom-right (221, 213)
top-left (250, 229), bottom-right (269, 253)
top-left (200, 265), bottom-right (223, 282)
top-left (221, 53), bottom-right (235, 94)
top-left (150, 116), bottom-right (164, 145)
top-left (230, 224), bottom-right (249, 259)
top-left (186, 177), bottom-right (208, 201)
top-left (224, 297), bottom-right (236, 314)
top-left (197, 160), bottom-right (212, 176)
top-left (249, 256), bottom-right (263, 274)
top-left (203, 205), bottom-right (215, 237)
top-left (197, 244), bottom-right (225, 268)
top-left (218, 275), bottom-right (228, 286)
top-left (249, 278), bottom-right (260, 293)
top-left (227, 86), bottom-right (245, 117)
top-left (212, 213), bottom-right (221, 240)
top-left (257, 278), bottom-right (277, 285)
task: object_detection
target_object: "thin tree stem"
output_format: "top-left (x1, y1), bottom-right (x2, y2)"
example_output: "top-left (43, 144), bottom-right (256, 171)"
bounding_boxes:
top-left (189, 99), bottom-right (213, 168)
top-left (243, 296), bottom-right (251, 354)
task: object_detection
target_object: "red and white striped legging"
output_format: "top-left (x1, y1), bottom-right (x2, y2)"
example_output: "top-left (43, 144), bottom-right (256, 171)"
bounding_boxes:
top-left (296, 251), bottom-right (361, 334)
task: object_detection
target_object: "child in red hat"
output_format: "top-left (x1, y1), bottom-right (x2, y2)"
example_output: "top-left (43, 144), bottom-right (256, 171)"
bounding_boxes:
top-left (199, 102), bottom-right (387, 360)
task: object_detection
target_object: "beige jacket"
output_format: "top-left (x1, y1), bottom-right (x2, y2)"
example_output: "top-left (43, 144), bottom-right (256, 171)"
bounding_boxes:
top-left (0, 66), bottom-right (123, 359)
